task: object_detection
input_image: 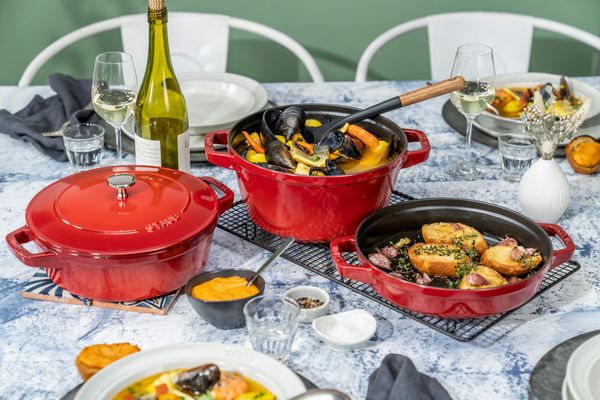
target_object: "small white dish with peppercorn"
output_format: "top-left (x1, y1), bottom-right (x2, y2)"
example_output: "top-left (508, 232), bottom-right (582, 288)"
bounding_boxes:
top-left (284, 286), bottom-right (330, 323)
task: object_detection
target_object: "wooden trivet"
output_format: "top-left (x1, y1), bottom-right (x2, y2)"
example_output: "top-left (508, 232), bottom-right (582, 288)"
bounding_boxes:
top-left (20, 269), bottom-right (181, 315)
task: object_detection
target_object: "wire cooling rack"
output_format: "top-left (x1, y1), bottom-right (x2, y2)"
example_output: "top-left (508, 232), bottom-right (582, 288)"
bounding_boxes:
top-left (216, 192), bottom-right (581, 342)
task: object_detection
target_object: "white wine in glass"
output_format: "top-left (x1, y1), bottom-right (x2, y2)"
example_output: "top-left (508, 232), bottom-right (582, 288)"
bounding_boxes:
top-left (447, 44), bottom-right (496, 179)
top-left (92, 52), bottom-right (138, 164)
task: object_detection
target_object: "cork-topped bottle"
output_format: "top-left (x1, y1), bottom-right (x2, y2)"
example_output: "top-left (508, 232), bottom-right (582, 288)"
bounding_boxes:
top-left (134, 0), bottom-right (190, 172)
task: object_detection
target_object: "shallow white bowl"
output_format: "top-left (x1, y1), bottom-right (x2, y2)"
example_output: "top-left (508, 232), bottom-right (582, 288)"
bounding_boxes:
top-left (312, 309), bottom-right (377, 351)
top-left (75, 343), bottom-right (305, 399)
top-left (284, 286), bottom-right (330, 323)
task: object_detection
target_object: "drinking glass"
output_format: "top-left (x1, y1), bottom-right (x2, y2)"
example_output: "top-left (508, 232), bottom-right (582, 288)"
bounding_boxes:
top-left (448, 44), bottom-right (496, 179)
top-left (243, 295), bottom-right (300, 363)
top-left (63, 123), bottom-right (105, 171)
top-left (498, 133), bottom-right (537, 182)
top-left (92, 52), bottom-right (137, 164)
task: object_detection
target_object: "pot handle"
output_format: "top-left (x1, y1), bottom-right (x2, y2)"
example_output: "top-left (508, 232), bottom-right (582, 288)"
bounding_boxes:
top-left (539, 223), bottom-right (576, 268)
top-left (197, 176), bottom-right (235, 215)
top-left (204, 130), bottom-right (236, 170)
top-left (5, 226), bottom-right (59, 268)
top-left (330, 236), bottom-right (373, 284)
top-left (402, 128), bottom-right (430, 168)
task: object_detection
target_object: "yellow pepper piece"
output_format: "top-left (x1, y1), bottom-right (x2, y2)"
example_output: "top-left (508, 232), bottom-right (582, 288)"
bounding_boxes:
top-left (294, 163), bottom-right (311, 175)
top-left (305, 119), bottom-right (322, 127)
top-left (275, 135), bottom-right (286, 144)
top-left (246, 150), bottom-right (267, 163)
top-left (250, 132), bottom-right (262, 144)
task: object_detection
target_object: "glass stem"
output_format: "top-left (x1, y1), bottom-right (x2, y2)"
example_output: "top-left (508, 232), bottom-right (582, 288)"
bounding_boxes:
top-left (464, 115), bottom-right (475, 166)
top-left (114, 125), bottom-right (122, 164)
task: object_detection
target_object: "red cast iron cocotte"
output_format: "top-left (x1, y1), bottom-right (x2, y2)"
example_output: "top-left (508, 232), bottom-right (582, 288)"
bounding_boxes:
top-left (204, 104), bottom-right (430, 242)
top-left (330, 198), bottom-right (576, 319)
top-left (5, 166), bottom-right (234, 302)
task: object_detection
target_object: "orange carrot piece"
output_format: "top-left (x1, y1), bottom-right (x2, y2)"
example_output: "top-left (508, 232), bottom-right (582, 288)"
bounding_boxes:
top-left (242, 131), bottom-right (265, 154)
top-left (347, 124), bottom-right (379, 149)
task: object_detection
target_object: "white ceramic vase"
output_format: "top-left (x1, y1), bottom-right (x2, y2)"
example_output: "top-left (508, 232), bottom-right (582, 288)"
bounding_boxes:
top-left (518, 158), bottom-right (570, 223)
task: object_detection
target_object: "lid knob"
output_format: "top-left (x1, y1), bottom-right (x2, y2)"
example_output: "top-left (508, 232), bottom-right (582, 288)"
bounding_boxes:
top-left (107, 174), bottom-right (136, 200)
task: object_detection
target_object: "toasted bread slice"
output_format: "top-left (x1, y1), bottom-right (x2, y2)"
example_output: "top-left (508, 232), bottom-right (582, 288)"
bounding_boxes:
top-left (422, 222), bottom-right (488, 255)
top-left (480, 245), bottom-right (543, 276)
top-left (76, 343), bottom-right (140, 380)
top-left (459, 265), bottom-right (508, 289)
top-left (407, 243), bottom-right (469, 278)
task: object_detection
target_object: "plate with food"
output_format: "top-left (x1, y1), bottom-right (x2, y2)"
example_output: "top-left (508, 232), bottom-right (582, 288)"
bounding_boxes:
top-left (331, 198), bottom-right (575, 319)
top-left (473, 73), bottom-right (600, 140)
top-left (74, 342), bottom-right (306, 400)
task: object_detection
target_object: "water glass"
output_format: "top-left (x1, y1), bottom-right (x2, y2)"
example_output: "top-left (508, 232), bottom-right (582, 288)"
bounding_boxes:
top-left (498, 133), bottom-right (537, 182)
top-left (243, 295), bottom-right (300, 363)
top-left (63, 123), bottom-right (105, 171)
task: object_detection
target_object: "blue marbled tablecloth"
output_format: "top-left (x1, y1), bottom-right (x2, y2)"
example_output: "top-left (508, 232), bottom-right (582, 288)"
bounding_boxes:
top-left (0, 80), bottom-right (599, 400)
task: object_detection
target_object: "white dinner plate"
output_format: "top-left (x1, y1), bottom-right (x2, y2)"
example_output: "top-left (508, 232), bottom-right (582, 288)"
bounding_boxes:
top-left (472, 72), bottom-right (600, 142)
top-left (566, 333), bottom-right (600, 400)
top-left (563, 378), bottom-right (576, 400)
top-left (74, 343), bottom-right (306, 400)
top-left (123, 71), bottom-right (268, 151)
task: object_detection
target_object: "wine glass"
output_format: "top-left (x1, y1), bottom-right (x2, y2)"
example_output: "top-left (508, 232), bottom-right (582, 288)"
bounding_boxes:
top-left (92, 52), bottom-right (138, 164)
top-left (448, 44), bottom-right (496, 179)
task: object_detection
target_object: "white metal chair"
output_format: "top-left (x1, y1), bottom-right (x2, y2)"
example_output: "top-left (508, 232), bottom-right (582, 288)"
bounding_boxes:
top-left (19, 13), bottom-right (324, 86)
top-left (355, 12), bottom-right (600, 82)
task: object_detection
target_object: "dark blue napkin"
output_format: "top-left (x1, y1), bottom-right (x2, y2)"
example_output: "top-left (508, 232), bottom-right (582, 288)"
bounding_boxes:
top-left (0, 73), bottom-right (95, 161)
top-left (366, 354), bottom-right (452, 400)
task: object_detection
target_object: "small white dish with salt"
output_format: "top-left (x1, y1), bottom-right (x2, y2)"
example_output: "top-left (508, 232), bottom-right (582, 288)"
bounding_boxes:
top-left (312, 309), bottom-right (377, 350)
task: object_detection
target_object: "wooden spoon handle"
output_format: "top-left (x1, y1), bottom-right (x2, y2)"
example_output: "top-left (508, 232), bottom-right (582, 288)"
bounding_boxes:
top-left (399, 76), bottom-right (465, 107)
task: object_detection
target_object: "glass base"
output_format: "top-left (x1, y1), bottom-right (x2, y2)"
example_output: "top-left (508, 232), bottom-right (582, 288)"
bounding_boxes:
top-left (446, 161), bottom-right (485, 180)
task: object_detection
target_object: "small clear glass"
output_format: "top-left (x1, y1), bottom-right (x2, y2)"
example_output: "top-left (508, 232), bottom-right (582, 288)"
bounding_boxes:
top-left (243, 295), bottom-right (300, 363)
top-left (63, 123), bottom-right (105, 171)
top-left (498, 133), bottom-right (537, 182)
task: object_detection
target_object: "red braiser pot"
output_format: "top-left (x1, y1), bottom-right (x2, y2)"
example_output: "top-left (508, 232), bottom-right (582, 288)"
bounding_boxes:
top-left (5, 166), bottom-right (234, 302)
top-left (330, 198), bottom-right (576, 319)
top-left (204, 104), bottom-right (430, 242)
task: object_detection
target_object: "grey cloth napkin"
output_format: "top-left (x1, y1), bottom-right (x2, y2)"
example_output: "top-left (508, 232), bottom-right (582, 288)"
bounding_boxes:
top-left (0, 73), bottom-right (106, 161)
top-left (366, 354), bottom-right (452, 400)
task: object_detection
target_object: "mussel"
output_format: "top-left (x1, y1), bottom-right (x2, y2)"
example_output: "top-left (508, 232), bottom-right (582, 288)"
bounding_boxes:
top-left (275, 106), bottom-right (306, 141)
top-left (260, 109), bottom-right (296, 169)
top-left (309, 159), bottom-right (344, 176)
top-left (317, 129), bottom-right (363, 161)
top-left (173, 364), bottom-right (220, 396)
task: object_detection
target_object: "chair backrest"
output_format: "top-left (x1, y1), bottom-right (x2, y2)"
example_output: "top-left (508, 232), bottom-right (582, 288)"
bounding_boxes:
top-left (120, 13), bottom-right (230, 77)
top-left (18, 13), bottom-right (324, 86)
top-left (355, 12), bottom-right (600, 82)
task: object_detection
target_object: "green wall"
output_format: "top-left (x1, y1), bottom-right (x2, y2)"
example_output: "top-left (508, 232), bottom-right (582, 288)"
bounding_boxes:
top-left (2, 0), bottom-right (599, 85)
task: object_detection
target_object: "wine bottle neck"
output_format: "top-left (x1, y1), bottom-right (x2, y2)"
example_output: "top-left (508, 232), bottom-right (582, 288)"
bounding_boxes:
top-left (146, 7), bottom-right (174, 73)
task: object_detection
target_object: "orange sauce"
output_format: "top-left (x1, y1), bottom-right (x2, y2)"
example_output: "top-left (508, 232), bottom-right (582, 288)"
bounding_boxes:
top-left (192, 276), bottom-right (259, 301)
top-left (340, 140), bottom-right (389, 174)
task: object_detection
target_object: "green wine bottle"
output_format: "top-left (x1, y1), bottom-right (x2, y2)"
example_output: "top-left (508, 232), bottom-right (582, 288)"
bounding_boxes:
top-left (135, 0), bottom-right (190, 172)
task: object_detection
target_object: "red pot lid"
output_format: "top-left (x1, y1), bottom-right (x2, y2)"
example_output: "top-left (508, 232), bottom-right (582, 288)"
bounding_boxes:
top-left (25, 166), bottom-right (220, 257)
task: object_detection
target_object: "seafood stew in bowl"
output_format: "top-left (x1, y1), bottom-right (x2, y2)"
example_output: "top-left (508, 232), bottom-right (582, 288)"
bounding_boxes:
top-left (113, 363), bottom-right (274, 400)
top-left (231, 105), bottom-right (403, 176)
top-left (205, 103), bottom-right (429, 242)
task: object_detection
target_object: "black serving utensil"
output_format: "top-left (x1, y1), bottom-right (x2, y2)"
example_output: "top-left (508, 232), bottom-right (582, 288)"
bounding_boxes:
top-left (246, 237), bottom-right (295, 287)
top-left (312, 75), bottom-right (465, 140)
